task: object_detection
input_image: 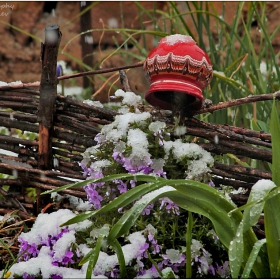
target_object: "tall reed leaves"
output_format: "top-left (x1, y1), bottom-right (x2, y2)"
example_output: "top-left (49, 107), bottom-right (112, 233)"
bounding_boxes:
top-left (265, 98), bottom-right (280, 278)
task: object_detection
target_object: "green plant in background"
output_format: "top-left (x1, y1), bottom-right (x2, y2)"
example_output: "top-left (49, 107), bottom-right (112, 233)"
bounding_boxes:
top-left (0, 212), bottom-right (33, 279)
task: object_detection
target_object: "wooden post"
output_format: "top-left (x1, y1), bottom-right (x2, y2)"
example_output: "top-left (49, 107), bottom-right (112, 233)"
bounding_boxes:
top-left (38, 24), bottom-right (61, 170)
top-left (36, 24), bottom-right (61, 213)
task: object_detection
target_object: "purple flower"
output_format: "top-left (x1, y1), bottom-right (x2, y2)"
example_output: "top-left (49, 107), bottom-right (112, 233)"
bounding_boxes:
top-left (51, 274), bottom-right (63, 279)
top-left (84, 185), bottom-right (103, 209)
top-left (142, 166), bottom-right (153, 174)
top-left (152, 168), bottom-right (166, 178)
top-left (147, 231), bottom-right (162, 255)
top-left (208, 180), bottom-right (215, 187)
top-left (130, 180), bottom-right (136, 188)
top-left (22, 272), bottom-right (35, 279)
top-left (105, 267), bottom-right (120, 278)
top-left (142, 203), bottom-right (154, 215)
top-left (56, 65), bottom-right (62, 77)
top-left (208, 264), bottom-right (216, 275)
top-left (41, 228), bottom-right (70, 249)
top-left (62, 251), bottom-right (75, 265)
top-left (94, 133), bottom-right (105, 144)
top-left (18, 239), bottom-right (39, 261)
top-left (52, 261), bottom-right (59, 267)
top-left (161, 249), bottom-right (186, 273)
top-left (114, 179), bottom-right (127, 194)
top-left (139, 264), bottom-right (160, 278)
top-left (137, 242), bottom-right (149, 259)
top-left (112, 151), bottom-right (122, 162)
top-left (27, 243), bottom-right (39, 257)
top-left (215, 261), bottom-right (230, 278)
top-left (159, 197), bottom-right (180, 215)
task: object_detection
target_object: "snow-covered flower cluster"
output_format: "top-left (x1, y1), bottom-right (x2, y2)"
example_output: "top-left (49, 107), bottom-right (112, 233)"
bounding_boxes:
top-left (190, 239), bottom-right (230, 278)
top-left (6, 210), bottom-right (91, 279)
top-left (80, 89), bottom-right (214, 212)
top-left (3, 210), bottom-right (195, 279)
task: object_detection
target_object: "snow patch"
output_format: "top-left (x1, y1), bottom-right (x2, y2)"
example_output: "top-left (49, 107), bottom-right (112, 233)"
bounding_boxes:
top-left (115, 89), bottom-right (142, 107)
top-left (163, 139), bottom-right (214, 179)
top-left (251, 179), bottom-right (276, 201)
top-left (83, 100), bottom-right (104, 108)
top-left (162, 34), bottom-right (195, 46)
top-left (101, 112), bottom-right (151, 142)
top-left (148, 121), bottom-right (166, 133)
top-left (18, 209), bottom-right (91, 246)
top-left (127, 128), bottom-right (151, 167)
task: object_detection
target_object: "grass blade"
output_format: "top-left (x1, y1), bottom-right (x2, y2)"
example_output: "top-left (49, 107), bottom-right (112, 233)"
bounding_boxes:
top-left (79, 234), bottom-right (104, 278)
top-left (186, 211), bottom-right (193, 278)
top-left (41, 173), bottom-right (163, 195)
top-left (107, 184), bottom-right (175, 242)
top-left (241, 239), bottom-right (267, 278)
top-left (270, 99), bottom-right (280, 185)
top-left (263, 98), bottom-right (280, 277)
top-left (110, 239), bottom-right (127, 278)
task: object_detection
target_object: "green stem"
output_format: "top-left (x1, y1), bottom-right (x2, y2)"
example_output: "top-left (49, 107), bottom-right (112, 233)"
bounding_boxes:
top-left (186, 211), bottom-right (193, 278)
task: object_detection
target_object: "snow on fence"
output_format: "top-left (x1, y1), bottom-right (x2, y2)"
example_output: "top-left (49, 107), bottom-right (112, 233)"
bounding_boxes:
top-left (0, 25), bottom-right (277, 237)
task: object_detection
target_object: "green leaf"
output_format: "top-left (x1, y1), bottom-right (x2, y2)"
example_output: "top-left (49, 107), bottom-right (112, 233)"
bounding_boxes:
top-left (264, 195), bottom-right (280, 278)
top-left (228, 220), bottom-right (244, 278)
top-left (41, 173), bottom-right (163, 195)
top-left (0, 20), bottom-right (42, 42)
top-left (243, 181), bottom-right (276, 232)
top-left (270, 99), bottom-right (280, 185)
top-left (94, 182), bottom-right (162, 216)
top-left (110, 239), bottom-right (127, 278)
top-left (60, 211), bottom-right (97, 227)
top-left (228, 179), bottom-right (275, 278)
top-left (170, 180), bottom-right (239, 247)
top-left (61, 182), bottom-right (157, 226)
top-left (79, 234), bottom-right (104, 278)
top-left (108, 184), bottom-right (174, 242)
top-left (186, 212), bottom-right (193, 278)
top-left (262, 98), bottom-right (280, 278)
top-left (241, 239), bottom-right (267, 278)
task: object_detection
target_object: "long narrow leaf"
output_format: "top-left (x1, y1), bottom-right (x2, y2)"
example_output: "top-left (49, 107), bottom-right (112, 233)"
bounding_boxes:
top-left (107, 185), bottom-right (176, 242)
top-left (165, 189), bottom-right (268, 278)
top-left (79, 234), bottom-right (104, 278)
top-left (241, 239), bottom-right (267, 279)
top-left (186, 212), bottom-right (193, 278)
top-left (110, 239), bottom-right (127, 278)
top-left (263, 98), bottom-right (280, 277)
top-left (228, 221), bottom-right (244, 278)
top-left (61, 181), bottom-right (163, 227)
top-left (264, 193), bottom-right (280, 278)
top-left (271, 99), bottom-right (280, 185)
top-left (100, 177), bottom-right (268, 277)
top-left (42, 173), bottom-right (163, 195)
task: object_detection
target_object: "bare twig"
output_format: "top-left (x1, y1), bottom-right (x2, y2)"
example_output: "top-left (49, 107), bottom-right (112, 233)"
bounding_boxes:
top-left (195, 91), bottom-right (280, 115)
top-left (58, 62), bottom-right (144, 81)
top-left (119, 70), bottom-right (131, 92)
